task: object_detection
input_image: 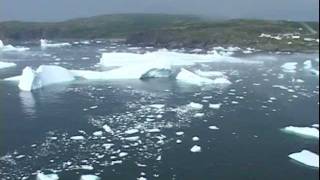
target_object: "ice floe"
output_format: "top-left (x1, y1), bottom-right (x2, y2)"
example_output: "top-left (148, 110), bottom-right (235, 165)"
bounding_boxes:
top-left (40, 39), bottom-right (71, 49)
top-left (282, 126), bottom-right (319, 139)
top-left (288, 150), bottom-right (319, 168)
top-left (0, 61), bottom-right (16, 69)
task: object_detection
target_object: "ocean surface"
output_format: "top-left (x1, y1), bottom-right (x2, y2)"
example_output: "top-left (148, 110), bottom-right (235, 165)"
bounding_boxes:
top-left (0, 40), bottom-right (319, 180)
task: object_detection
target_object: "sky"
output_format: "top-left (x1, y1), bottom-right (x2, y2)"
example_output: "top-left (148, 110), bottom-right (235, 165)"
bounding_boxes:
top-left (0, 0), bottom-right (319, 22)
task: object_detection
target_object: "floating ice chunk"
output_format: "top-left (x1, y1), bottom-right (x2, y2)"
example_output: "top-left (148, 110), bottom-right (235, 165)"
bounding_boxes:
top-left (149, 104), bottom-right (165, 109)
top-left (146, 128), bottom-right (161, 133)
top-left (176, 131), bottom-right (184, 136)
top-left (124, 136), bottom-right (140, 141)
top-left (192, 137), bottom-right (200, 141)
top-left (125, 129), bottom-right (139, 135)
top-left (80, 165), bottom-right (94, 170)
top-left (194, 113), bottom-right (205, 117)
top-left (288, 150), bottom-right (319, 168)
top-left (80, 175), bottom-right (101, 180)
top-left (281, 62), bottom-right (298, 73)
top-left (40, 39), bottom-right (71, 49)
top-left (282, 126), bottom-right (319, 138)
top-left (103, 124), bottom-right (114, 134)
top-left (303, 60), bottom-right (312, 69)
top-left (209, 103), bottom-right (222, 109)
top-left (195, 70), bottom-right (225, 77)
top-left (93, 131), bottom-right (103, 136)
top-left (176, 68), bottom-right (214, 85)
top-left (137, 177), bottom-right (147, 180)
top-left (0, 61), bottom-right (16, 69)
top-left (209, 126), bottom-right (220, 130)
top-left (18, 65), bottom-right (75, 91)
top-left (36, 172), bottom-right (59, 180)
top-left (186, 102), bottom-right (203, 110)
top-left (190, 145), bottom-right (202, 153)
top-left (119, 152), bottom-right (128, 157)
top-left (70, 136), bottom-right (85, 140)
top-left (102, 143), bottom-right (114, 150)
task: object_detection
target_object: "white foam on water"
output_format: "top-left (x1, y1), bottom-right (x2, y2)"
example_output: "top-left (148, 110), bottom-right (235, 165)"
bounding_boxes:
top-left (288, 150), bottom-right (319, 168)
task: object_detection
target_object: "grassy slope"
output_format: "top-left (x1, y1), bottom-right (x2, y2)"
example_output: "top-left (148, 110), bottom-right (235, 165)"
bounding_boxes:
top-left (0, 14), bottom-right (318, 51)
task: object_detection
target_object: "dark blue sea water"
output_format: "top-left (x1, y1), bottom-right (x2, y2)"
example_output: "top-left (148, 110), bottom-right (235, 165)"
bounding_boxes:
top-left (0, 40), bottom-right (319, 180)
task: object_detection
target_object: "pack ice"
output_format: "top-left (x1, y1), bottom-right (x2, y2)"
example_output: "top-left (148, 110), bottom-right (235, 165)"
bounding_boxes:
top-left (17, 65), bottom-right (75, 91)
top-left (289, 150), bottom-right (319, 168)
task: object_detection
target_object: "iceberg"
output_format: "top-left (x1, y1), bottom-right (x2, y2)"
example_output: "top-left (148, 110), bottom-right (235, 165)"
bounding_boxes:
top-left (176, 68), bottom-right (214, 85)
top-left (36, 172), bottom-right (59, 180)
top-left (0, 40), bottom-right (29, 52)
top-left (40, 39), bottom-right (71, 49)
top-left (288, 150), bottom-right (319, 168)
top-left (282, 126), bottom-right (319, 139)
top-left (18, 65), bottom-right (75, 91)
top-left (281, 62), bottom-right (298, 73)
top-left (0, 61), bottom-right (16, 69)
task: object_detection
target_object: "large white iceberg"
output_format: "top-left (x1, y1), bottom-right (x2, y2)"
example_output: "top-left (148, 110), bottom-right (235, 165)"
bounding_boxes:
top-left (282, 126), bottom-right (319, 139)
top-left (18, 65), bottom-right (75, 91)
top-left (0, 61), bottom-right (16, 69)
top-left (0, 40), bottom-right (29, 52)
top-left (40, 39), bottom-right (71, 49)
top-left (289, 150), bottom-right (319, 168)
